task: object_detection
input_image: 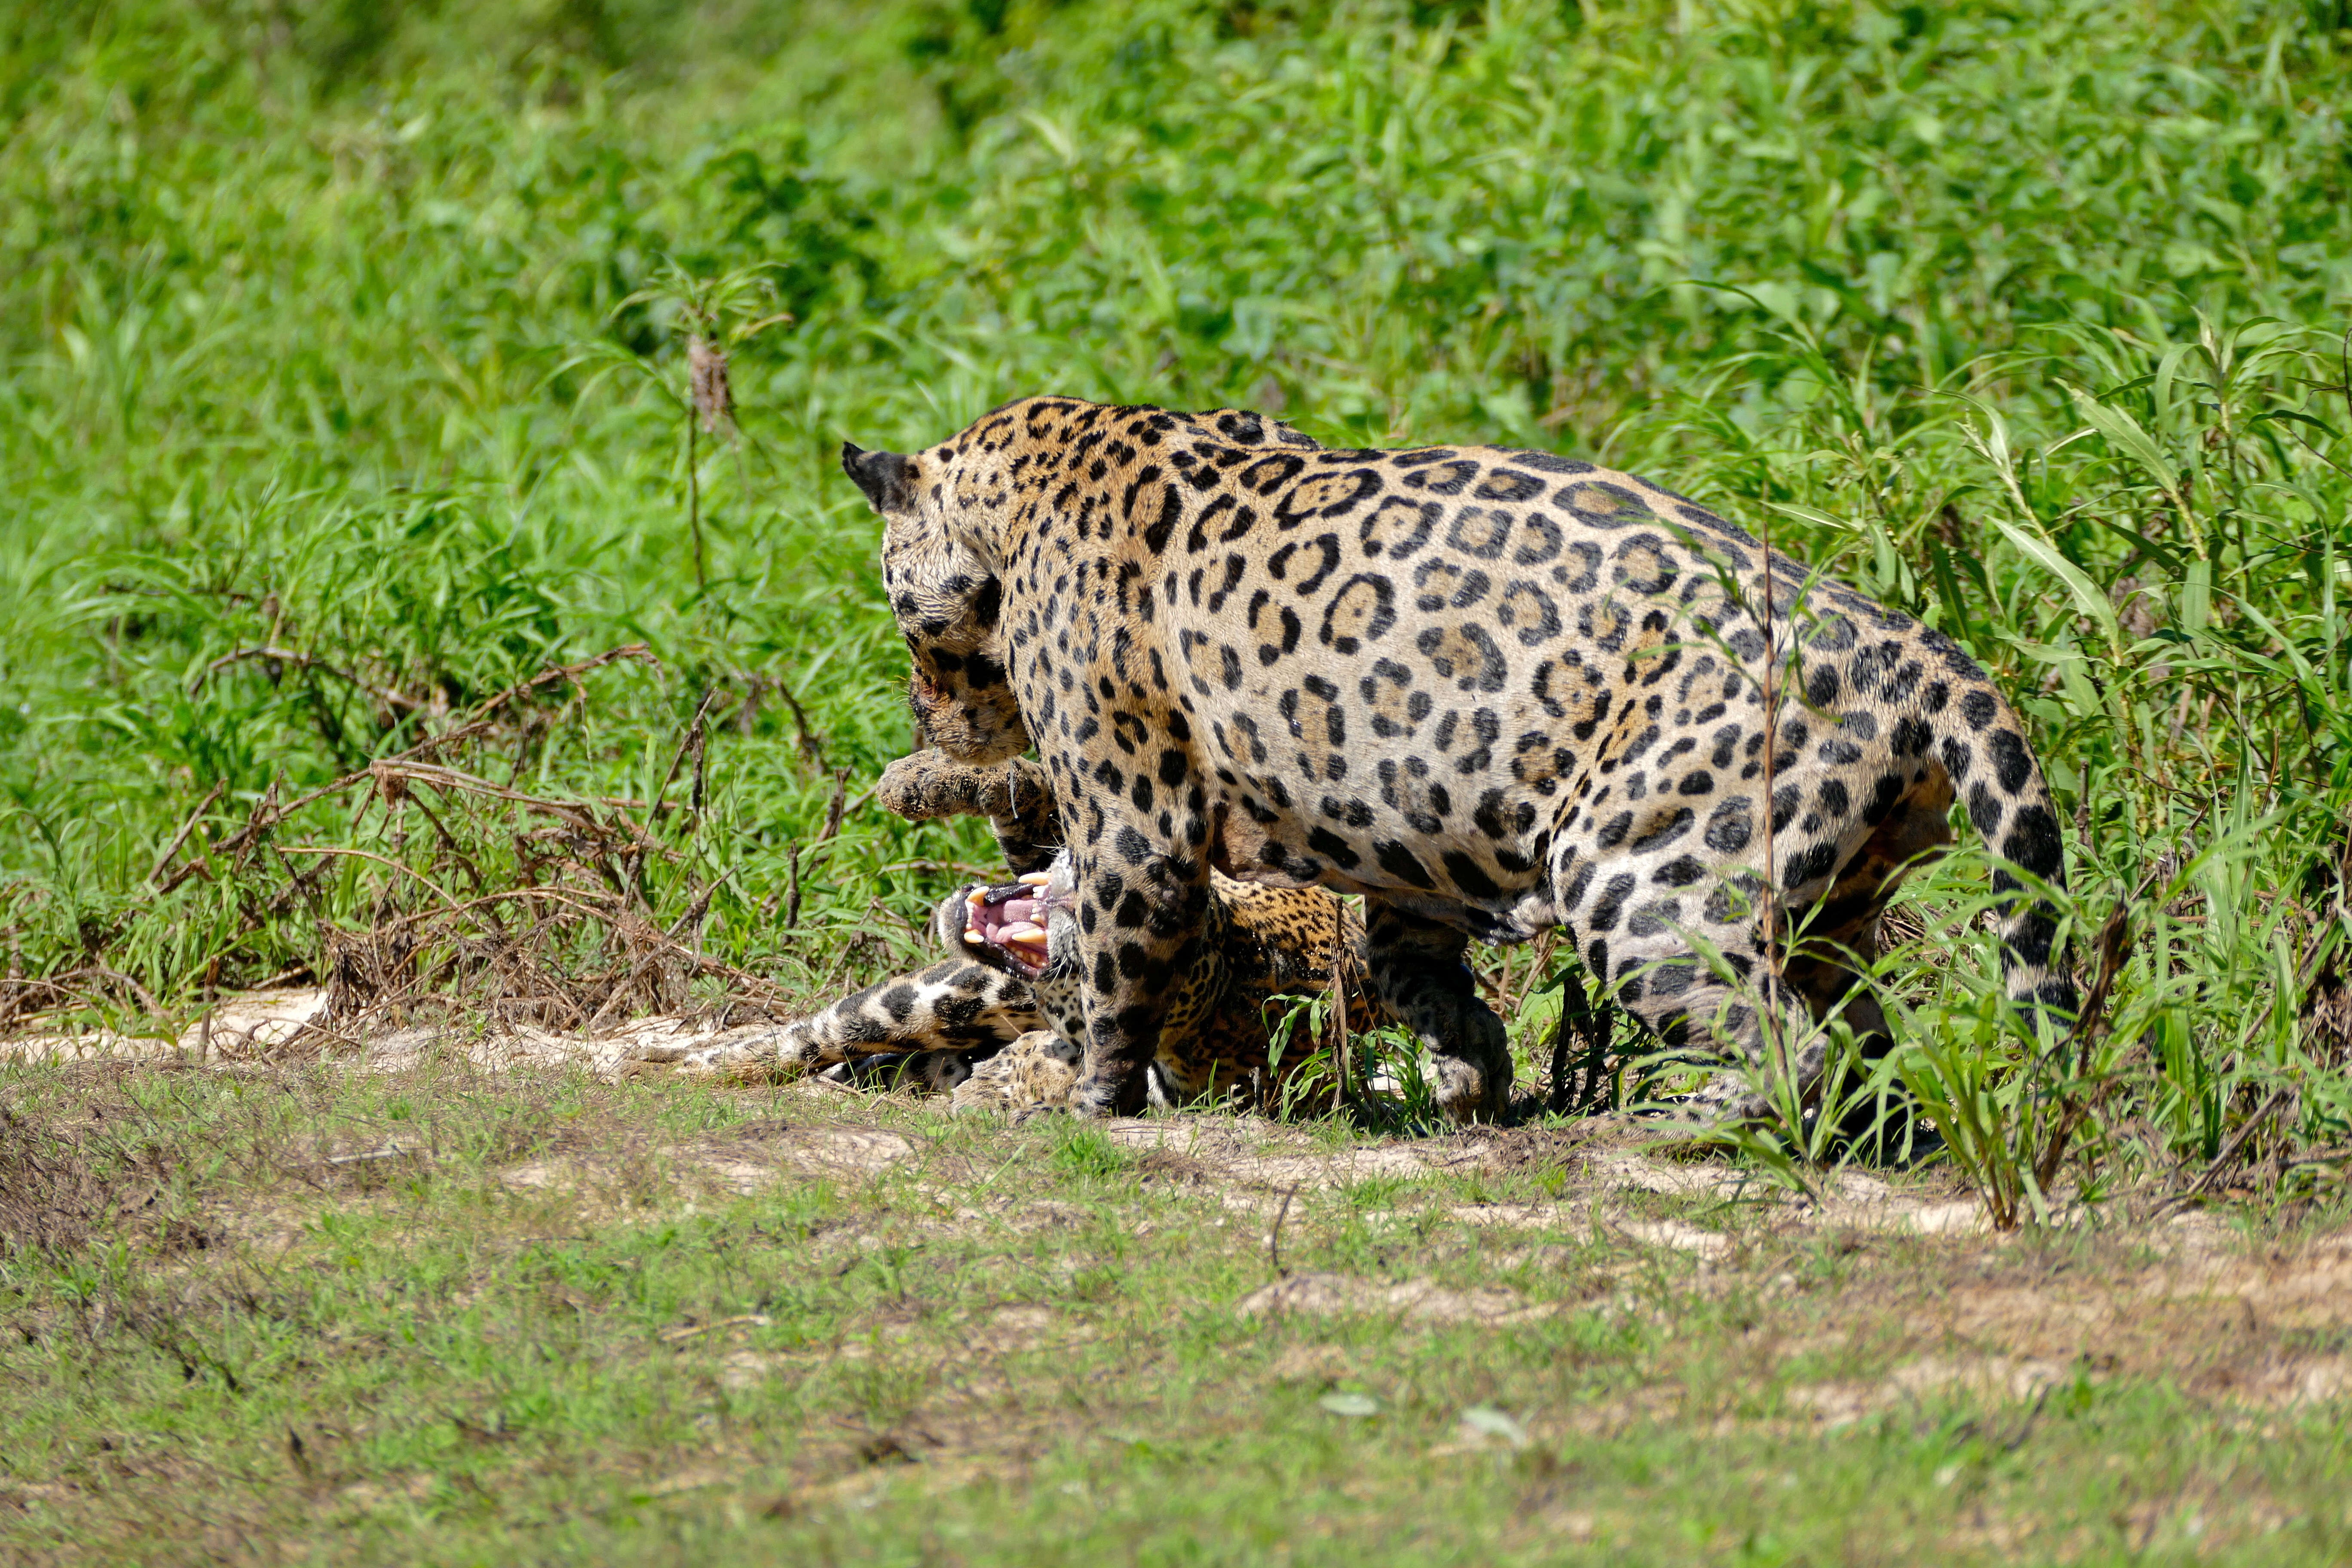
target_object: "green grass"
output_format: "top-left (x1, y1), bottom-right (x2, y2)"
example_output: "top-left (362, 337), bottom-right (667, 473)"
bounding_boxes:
top-left (5, 0), bottom-right (2352, 1553)
top-left (3, 1063), bottom-right (2349, 1565)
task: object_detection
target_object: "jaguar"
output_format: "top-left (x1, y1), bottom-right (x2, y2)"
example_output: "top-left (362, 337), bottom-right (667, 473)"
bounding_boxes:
top-left (841, 397), bottom-right (2077, 1123)
top-left (629, 748), bottom-right (1380, 1112)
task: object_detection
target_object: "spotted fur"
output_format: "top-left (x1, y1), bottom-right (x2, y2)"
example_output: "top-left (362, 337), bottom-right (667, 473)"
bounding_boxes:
top-left (845, 397), bottom-right (2078, 1122)
top-left (631, 748), bottom-right (1380, 1112)
top-left (951, 1030), bottom-right (1084, 1115)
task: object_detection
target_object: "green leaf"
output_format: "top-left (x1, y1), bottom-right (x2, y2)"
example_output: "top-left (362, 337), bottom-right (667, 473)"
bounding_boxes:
top-left (2252, 408), bottom-right (2340, 441)
top-left (2068, 386), bottom-right (2189, 514)
top-left (2151, 341), bottom-right (2199, 432)
top-left (1989, 515), bottom-right (2122, 652)
top-left (2180, 558), bottom-right (2212, 634)
top-left (2087, 515), bottom-right (2186, 576)
top-left (2010, 639), bottom-right (2089, 666)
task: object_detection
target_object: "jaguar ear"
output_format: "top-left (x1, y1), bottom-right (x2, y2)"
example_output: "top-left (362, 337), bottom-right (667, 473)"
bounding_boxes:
top-left (842, 442), bottom-right (918, 516)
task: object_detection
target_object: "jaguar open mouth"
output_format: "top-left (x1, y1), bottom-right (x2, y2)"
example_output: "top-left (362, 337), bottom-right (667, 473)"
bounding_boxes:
top-left (964, 870), bottom-right (1056, 977)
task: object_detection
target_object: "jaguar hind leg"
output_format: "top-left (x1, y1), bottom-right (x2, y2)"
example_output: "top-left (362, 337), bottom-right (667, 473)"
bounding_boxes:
top-left (1362, 898), bottom-right (1510, 1123)
top-left (1783, 779), bottom-right (1956, 1155)
top-left (1580, 772), bottom-right (1954, 1140)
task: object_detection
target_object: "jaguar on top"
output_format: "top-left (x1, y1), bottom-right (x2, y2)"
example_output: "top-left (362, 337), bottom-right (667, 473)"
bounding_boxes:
top-left (842, 397), bottom-right (2076, 1123)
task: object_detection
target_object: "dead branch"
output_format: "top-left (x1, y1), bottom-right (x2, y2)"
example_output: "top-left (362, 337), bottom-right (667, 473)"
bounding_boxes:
top-left (146, 782), bottom-right (227, 888)
top-left (771, 676), bottom-right (828, 770)
top-left (201, 647), bottom-right (423, 712)
top-left (154, 644), bottom-right (656, 894)
top-left (2167, 1087), bottom-right (2294, 1209)
top-left (277, 846), bottom-right (463, 911)
top-left (2031, 905), bottom-right (2133, 1192)
top-left (457, 643), bottom-right (656, 727)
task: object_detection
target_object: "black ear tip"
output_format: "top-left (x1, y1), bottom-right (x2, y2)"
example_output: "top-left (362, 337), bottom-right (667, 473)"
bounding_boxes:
top-left (842, 443), bottom-right (915, 514)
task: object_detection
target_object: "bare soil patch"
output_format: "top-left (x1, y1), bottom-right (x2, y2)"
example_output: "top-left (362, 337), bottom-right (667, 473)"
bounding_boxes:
top-left (1235, 1271), bottom-right (1564, 1326)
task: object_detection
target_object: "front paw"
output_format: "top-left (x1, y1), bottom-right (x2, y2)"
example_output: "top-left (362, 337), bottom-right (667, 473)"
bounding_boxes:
top-left (1066, 1073), bottom-right (1130, 1119)
top-left (877, 751), bottom-right (992, 822)
top-left (1069, 1054), bottom-right (1158, 1117)
top-left (1674, 1072), bottom-right (1773, 1127)
top-left (669, 1044), bottom-right (763, 1076)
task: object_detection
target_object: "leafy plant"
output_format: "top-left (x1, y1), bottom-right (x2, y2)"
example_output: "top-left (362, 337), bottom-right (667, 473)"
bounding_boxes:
top-left (561, 261), bottom-right (795, 590)
top-left (0, 0), bottom-right (2349, 1222)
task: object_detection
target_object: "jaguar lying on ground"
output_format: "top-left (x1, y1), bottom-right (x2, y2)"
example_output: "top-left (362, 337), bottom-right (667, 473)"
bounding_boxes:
top-left (629, 749), bottom-right (1381, 1113)
top-left (842, 397), bottom-right (2077, 1124)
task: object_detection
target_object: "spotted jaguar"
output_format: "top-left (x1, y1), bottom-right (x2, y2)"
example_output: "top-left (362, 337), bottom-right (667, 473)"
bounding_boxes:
top-left (629, 749), bottom-right (1381, 1112)
top-left (842, 397), bottom-right (2077, 1123)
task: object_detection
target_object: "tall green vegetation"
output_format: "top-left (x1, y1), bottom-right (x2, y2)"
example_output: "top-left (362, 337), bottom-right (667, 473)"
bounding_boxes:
top-left (3, 0), bottom-right (2349, 1207)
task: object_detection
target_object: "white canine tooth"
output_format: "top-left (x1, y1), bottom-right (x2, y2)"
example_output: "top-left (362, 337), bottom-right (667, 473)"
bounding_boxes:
top-left (966, 889), bottom-right (986, 905)
top-left (1018, 872), bottom-right (1051, 886)
top-left (997, 921), bottom-right (1044, 940)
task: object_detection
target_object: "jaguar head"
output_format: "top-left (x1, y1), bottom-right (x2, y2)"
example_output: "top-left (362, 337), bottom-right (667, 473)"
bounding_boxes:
top-left (843, 437), bottom-right (1030, 766)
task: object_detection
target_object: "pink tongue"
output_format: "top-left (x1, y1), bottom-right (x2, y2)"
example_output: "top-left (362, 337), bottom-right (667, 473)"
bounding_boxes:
top-left (998, 897), bottom-right (1038, 925)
